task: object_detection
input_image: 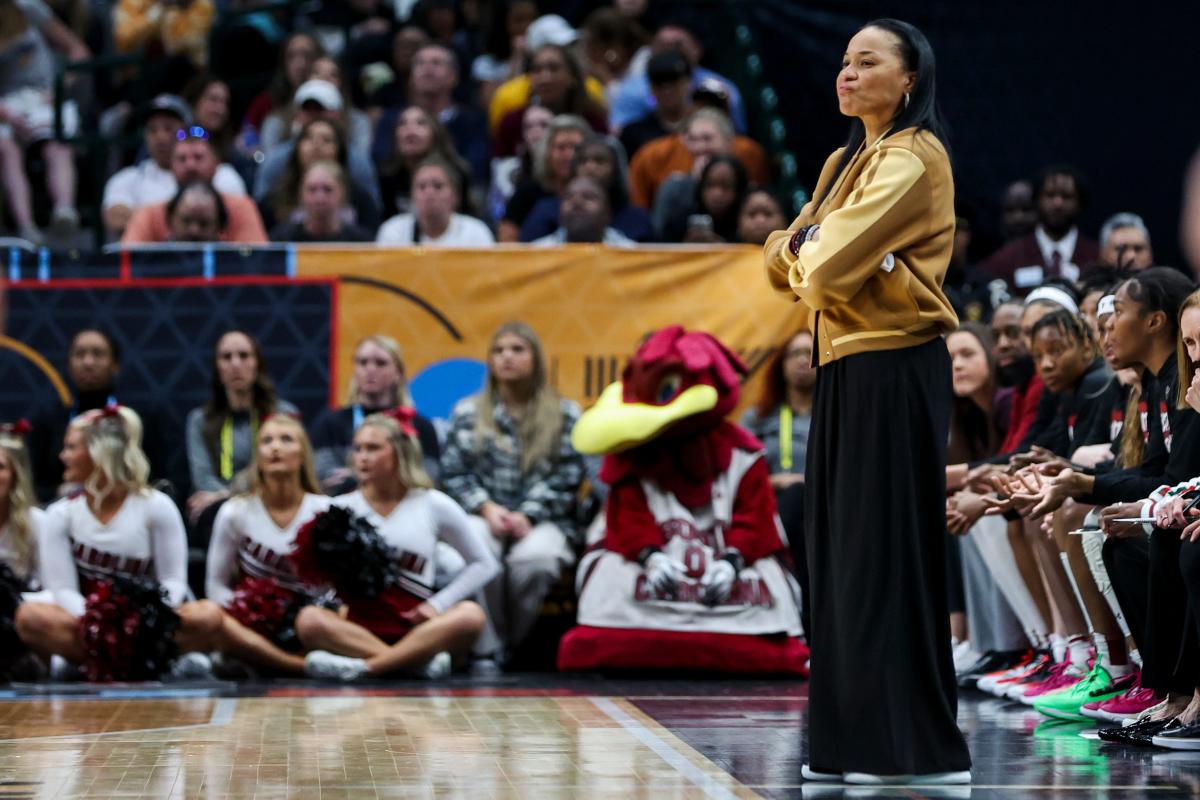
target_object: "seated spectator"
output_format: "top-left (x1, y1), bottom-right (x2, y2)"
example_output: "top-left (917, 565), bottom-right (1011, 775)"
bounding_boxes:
top-left (376, 105), bottom-right (473, 219)
top-left (242, 32), bottom-right (324, 137)
top-left (492, 43), bottom-right (608, 157)
top-left (269, 161), bottom-right (373, 243)
top-left (0, 0), bottom-right (87, 244)
top-left (471, 0), bottom-right (537, 109)
top-left (519, 135), bottom-right (653, 242)
top-left (253, 94), bottom-right (381, 223)
top-left (376, 157), bottom-right (495, 246)
top-left (579, 7), bottom-right (649, 127)
top-left (185, 330), bottom-right (298, 528)
top-left (122, 130), bottom-right (267, 244)
top-left (532, 175), bottom-right (633, 246)
top-left (1099, 212), bottom-right (1154, 271)
top-left (103, 96), bottom-right (246, 237)
top-left (487, 102), bottom-right (551, 224)
top-left (258, 118), bottom-right (381, 232)
top-left (362, 25), bottom-right (432, 115)
top-left (999, 178), bottom-right (1037, 243)
top-left (499, 113), bottom-right (589, 241)
top-left (262, 58), bottom-right (373, 156)
top-left (981, 165), bottom-right (1100, 291)
top-left (113, 0), bottom-right (214, 74)
top-left (441, 321), bottom-right (586, 661)
top-left (628, 107), bottom-right (768, 209)
top-left (28, 328), bottom-right (167, 503)
top-left (618, 49), bottom-right (691, 160)
top-left (654, 152), bottom-right (748, 243)
top-left (310, 335), bottom-right (440, 494)
top-left (374, 44), bottom-right (489, 188)
top-left (487, 14), bottom-right (608, 133)
top-left (182, 76), bottom-right (233, 162)
top-left (736, 188), bottom-right (787, 245)
top-left (741, 328), bottom-right (815, 634)
top-left (608, 20), bottom-right (747, 133)
top-left (166, 181), bottom-right (225, 242)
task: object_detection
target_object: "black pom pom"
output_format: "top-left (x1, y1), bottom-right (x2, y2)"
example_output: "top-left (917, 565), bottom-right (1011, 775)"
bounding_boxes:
top-left (79, 575), bottom-right (181, 682)
top-left (291, 507), bottom-right (403, 600)
top-left (0, 564), bottom-right (28, 680)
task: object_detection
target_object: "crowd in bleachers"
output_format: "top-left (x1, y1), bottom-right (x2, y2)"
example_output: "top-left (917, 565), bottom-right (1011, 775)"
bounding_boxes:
top-left (1, 0), bottom-right (788, 249)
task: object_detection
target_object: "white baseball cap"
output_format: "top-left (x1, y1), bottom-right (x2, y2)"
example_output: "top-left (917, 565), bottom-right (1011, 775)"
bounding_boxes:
top-left (526, 15), bottom-right (577, 51)
top-left (294, 79), bottom-right (343, 111)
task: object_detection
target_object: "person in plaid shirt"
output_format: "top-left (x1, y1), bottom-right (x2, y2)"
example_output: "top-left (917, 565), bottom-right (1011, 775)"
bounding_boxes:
top-left (441, 321), bottom-right (584, 661)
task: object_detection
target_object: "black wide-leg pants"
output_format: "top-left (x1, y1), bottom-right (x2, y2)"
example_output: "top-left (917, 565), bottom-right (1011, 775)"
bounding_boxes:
top-left (804, 338), bottom-right (971, 775)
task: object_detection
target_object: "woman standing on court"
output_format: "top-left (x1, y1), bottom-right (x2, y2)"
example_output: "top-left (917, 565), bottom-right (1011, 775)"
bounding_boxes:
top-left (763, 18), bottom-right (970, 785)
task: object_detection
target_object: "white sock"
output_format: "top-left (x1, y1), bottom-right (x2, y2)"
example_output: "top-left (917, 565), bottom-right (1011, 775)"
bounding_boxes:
top-left (1067, 635), bottom-right (1092, 671)
top-left (1130, 648), bottom-right (1143, 669)
top-left (1050, 633), bottom-right (1068, 663)
top-left (1092, 633), bottom-right (1131, 677)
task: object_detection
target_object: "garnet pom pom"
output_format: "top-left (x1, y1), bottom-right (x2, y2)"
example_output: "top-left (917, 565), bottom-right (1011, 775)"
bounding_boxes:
top-left (290, 506), bottom-right (402, 601)
top-left (227, 576), bottom-right (306, 651)
top-left (78, 575), bottom-right (181, 682)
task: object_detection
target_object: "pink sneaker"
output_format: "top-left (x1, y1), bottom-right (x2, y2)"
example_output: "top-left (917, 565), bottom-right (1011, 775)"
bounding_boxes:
top-left (1019, 661), bottom-right (1087, 705)
top-left (1082, 674), bottom-right (1160, 722)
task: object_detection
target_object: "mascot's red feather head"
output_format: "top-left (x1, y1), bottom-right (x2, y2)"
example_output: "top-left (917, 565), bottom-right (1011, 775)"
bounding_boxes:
top-left (572, 325), bottom-right (760, 507)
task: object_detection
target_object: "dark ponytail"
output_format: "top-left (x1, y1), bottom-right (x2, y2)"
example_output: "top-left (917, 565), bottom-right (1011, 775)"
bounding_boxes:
top-left (815, 18), bottom-right (948, 210)
top-left (1118, 266), bottom-right (1196, 343)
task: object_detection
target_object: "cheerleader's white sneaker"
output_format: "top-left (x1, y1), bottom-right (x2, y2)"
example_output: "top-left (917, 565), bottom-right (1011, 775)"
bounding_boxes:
top-left (167, 652), bottom-right (214, 681)
top-left (305, 650), bottom-right (369, 682)
top-left (421, 651), bottom-right (452, 679)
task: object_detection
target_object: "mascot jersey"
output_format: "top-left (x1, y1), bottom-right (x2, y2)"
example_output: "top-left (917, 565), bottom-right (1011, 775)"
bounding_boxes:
top-left (206, 493), bottom-right (331, 607)
top-left (332, 489), bottom-right (497, 613)
top-left (40, 490), bottom-right (189, 616)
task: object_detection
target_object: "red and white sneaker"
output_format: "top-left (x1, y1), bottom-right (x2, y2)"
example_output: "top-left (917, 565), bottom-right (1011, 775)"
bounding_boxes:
top-left (1003, 656), bottom-right (1064, 701)
top-left (979, 651), bottom-right (1047, 697)
top-left (1081, 671), bottom-right (1160, 723)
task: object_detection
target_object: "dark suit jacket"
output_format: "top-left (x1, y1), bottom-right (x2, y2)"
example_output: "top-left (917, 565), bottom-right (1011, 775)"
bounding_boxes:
top-left (981, 230), bottom-right (1100, 291)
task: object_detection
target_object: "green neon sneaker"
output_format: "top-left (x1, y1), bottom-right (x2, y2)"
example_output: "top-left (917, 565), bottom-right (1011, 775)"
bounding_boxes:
top-left (1033, 663), bottom-right (1127, 722)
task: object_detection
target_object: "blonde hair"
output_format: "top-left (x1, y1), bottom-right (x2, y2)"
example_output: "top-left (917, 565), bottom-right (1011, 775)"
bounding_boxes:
top-left (475, 321), bottom-right (564, 473)
top-left (1177, 290), bottom-right (1200, 409)
top-left (357, 414), bottom-right (433, 490)
top-left (242, 415), bottom-right (321, 495)
top-left (347, 335), bottom-right (414, 407)
top-left (68, 406), bottom-right (150, 511)
top-left (0, 436), bottom-right (36, 579)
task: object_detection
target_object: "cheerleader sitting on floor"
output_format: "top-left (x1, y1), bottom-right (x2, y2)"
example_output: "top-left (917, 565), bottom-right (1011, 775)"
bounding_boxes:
top-left (15, 407), bottom-right (224, 680)
top-left (0, 421), bottom-right (45, 591)
top-left (301, 409), bottom-right (495, 681)
top-left (205, 414), bottom-right (332, 676)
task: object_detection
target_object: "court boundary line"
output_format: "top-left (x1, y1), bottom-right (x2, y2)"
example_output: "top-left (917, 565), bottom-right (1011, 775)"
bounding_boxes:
top-left (590, 697), bottom-right (747, 800)
top-left (0, 697), bottom-right (238, 742)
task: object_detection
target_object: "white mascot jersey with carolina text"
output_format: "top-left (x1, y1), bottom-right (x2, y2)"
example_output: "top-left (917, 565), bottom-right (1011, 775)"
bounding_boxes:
top-left (576, 448), bottom-right (803, 637)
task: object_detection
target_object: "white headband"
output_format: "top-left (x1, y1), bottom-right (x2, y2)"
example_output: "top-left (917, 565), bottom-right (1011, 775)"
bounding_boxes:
top-left (1024, 286), bottom-right (1079, 315)
top-left (1097, 294), bottom-right (1116, 318)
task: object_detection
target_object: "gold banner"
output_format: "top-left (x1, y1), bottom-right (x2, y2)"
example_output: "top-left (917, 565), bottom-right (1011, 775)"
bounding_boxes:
top-left (296, 245), bottom-right (808, 417)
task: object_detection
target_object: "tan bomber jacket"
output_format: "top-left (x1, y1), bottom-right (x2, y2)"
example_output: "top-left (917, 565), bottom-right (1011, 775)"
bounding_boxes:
top-left (764, 126), bottom-right (959, 365)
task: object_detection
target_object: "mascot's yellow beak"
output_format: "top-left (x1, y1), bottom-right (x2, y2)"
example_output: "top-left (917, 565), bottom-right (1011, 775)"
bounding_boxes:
top-left (571, 381), bottom-right (719, 455)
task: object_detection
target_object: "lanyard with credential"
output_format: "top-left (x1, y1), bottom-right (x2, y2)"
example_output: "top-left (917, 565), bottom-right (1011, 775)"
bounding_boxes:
top-left (779, 405), bottom-right (793, 470)
top-left (352, 404), bottom-right (363, 430)
top-left (220, 410), bottom-right (258, 482)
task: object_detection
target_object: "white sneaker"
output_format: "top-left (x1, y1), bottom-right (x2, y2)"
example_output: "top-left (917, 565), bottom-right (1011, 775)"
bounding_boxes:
top-left (421, 651), bottom-right (452, 679)
top-left (305, 650), bottom-right (369, 682)
top-left (801, 764), bottom-right (841, 782)
top-left (49, 655), bottom-right (83, 682)
top-left (953, 643), bottom-right (982, 675)
top-left (844, 770), bottom-right (971, 785)
top-left (167, 652), bottom-right (214, 680)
